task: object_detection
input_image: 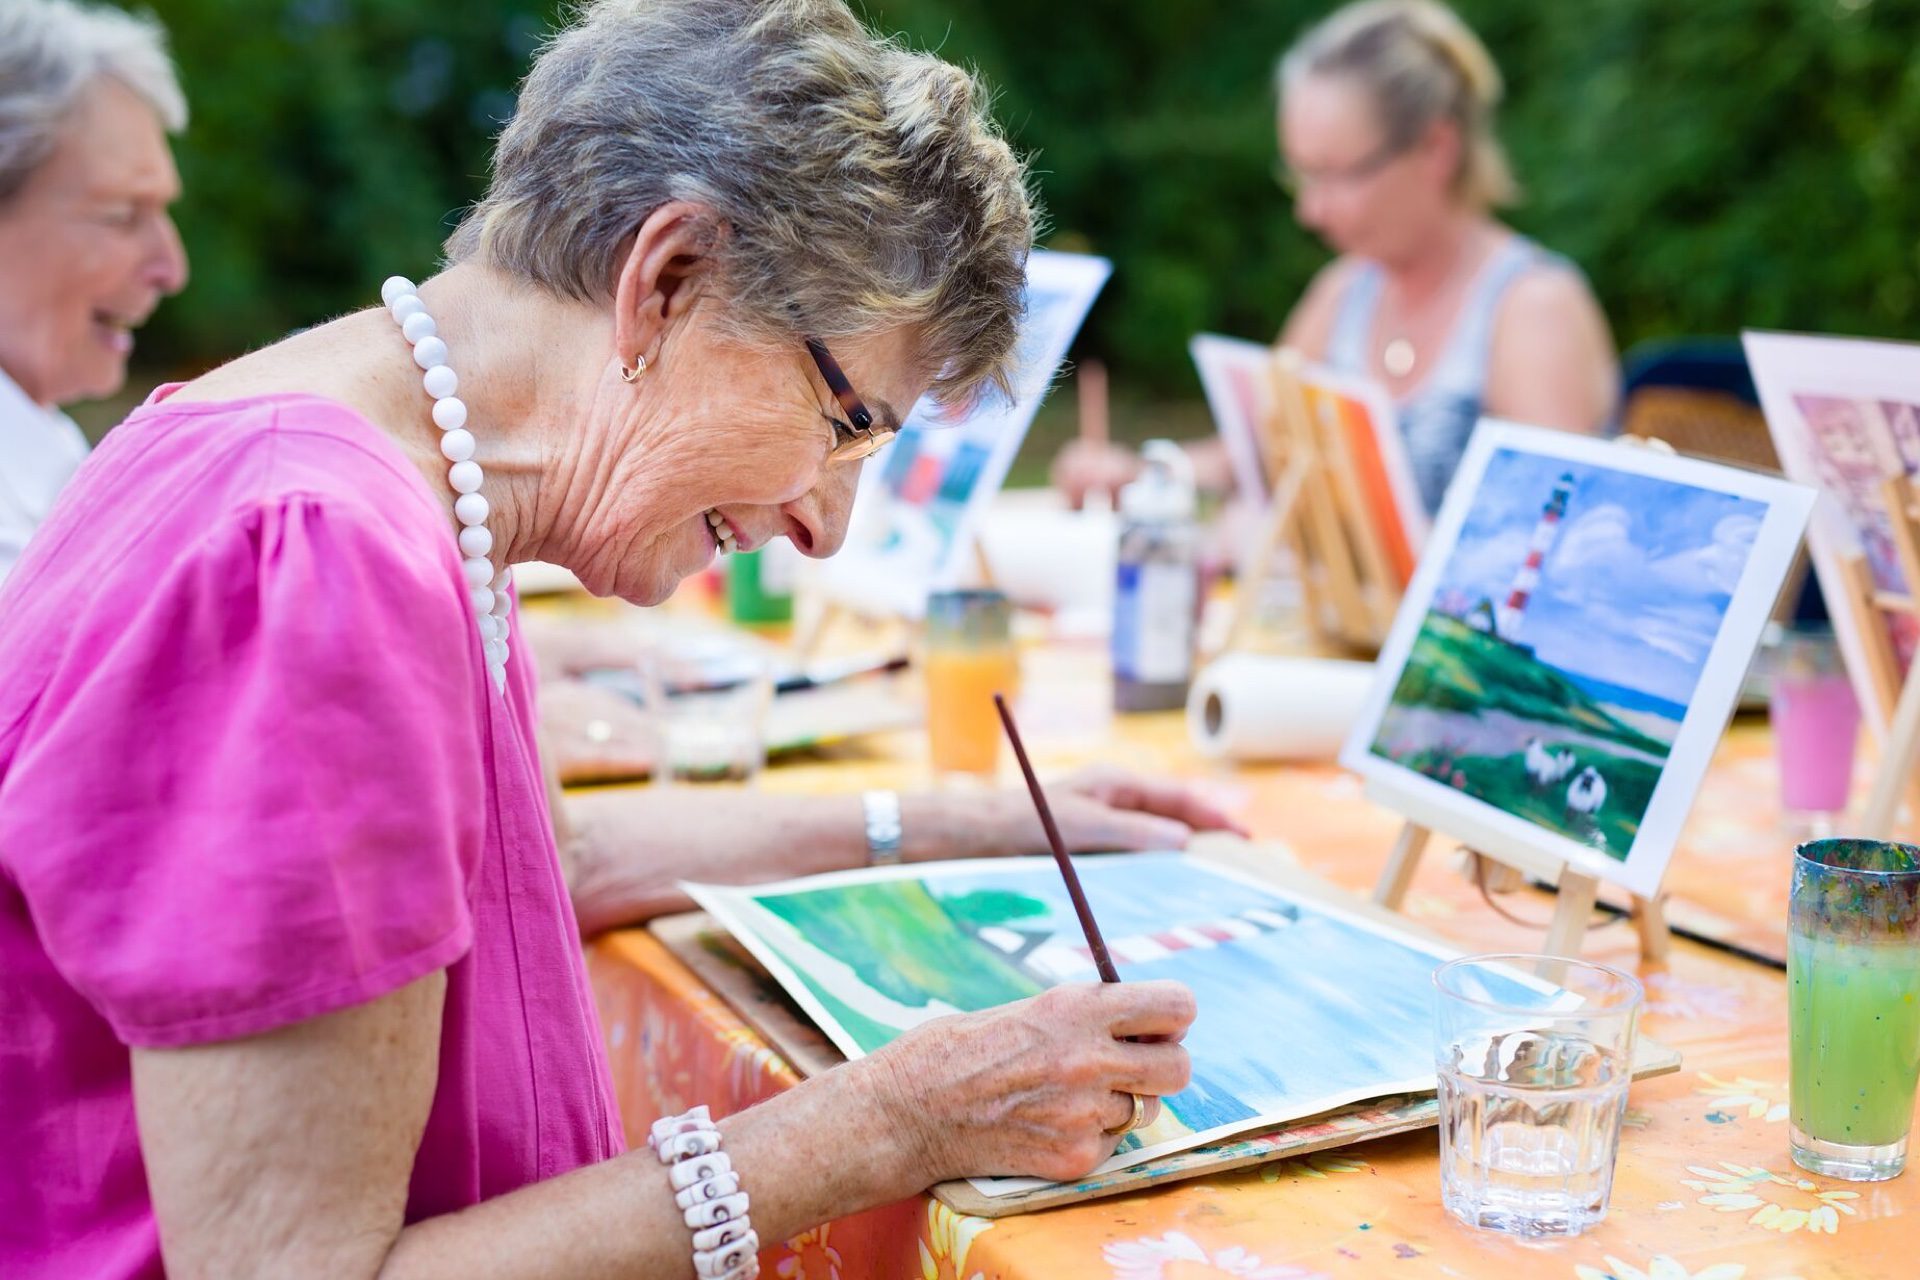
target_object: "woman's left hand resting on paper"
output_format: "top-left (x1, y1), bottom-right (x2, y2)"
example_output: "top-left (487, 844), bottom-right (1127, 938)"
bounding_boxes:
top-left (559, 762), bottom-right (1249, 933)
top-left (133, 975), bottom-right (1196, 1276)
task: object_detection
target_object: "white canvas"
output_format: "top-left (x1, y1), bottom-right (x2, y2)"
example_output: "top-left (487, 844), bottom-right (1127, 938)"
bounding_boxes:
top-left (1188, 333), bottom-right (1278, 504)
top-left (1743, 329), bottom-right (1920, 737)
top-left (816, 250), bottom-right (1112, 619)
top-left (1341, 421), bottom-right (1814, 900)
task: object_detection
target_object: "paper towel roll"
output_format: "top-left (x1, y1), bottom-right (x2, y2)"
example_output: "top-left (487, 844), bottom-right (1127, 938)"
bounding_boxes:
top-left (1188, 654), bottom-right (1376, 761)
top-left (975, 500), bottom-right (1117, 637)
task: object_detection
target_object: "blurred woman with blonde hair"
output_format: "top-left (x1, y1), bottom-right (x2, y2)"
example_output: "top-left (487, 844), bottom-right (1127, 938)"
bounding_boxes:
top-left (1054, 0), bottom-right (1617, 514)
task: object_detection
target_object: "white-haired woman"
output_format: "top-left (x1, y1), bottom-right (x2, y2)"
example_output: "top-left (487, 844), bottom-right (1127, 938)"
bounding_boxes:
top-left (1054, 0), bottom-right (1616, 514)
top-left (0, 0), bottom-right (188, 584)
top-left (0, 3), bottom-right (1193, 1277)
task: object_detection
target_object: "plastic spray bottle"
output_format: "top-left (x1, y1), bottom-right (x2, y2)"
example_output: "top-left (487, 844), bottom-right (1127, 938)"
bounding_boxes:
top-left (1112, 439), bottom-right (1199, 712)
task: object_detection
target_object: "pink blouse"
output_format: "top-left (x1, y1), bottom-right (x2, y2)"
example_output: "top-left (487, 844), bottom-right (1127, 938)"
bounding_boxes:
top-left (0, 390), bottom-right (622, 1277)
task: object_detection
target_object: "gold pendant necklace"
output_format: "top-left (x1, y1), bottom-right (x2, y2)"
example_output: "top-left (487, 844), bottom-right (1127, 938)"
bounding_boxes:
top-left (1383, 337), bottom-right (1416, 379)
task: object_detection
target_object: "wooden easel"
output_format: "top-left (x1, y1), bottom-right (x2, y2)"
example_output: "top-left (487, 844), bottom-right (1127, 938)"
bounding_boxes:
top-left (1370, 820), bottom-right (1673, 962)
top-left (1858, 471), bottom-right (1920, 836)
top-left (1220, 348), bottom-right (1402, 654)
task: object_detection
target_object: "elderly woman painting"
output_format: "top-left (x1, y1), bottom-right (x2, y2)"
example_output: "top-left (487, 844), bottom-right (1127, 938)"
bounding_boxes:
top-left (0, 0), bottom-right (188, 585)
top-left (0, 2), bottom-right (1193, 1276)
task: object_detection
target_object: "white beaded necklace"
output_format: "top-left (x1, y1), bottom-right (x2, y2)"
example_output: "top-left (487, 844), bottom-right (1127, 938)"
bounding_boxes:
top-left (381, 275), bottom-right (513, 694)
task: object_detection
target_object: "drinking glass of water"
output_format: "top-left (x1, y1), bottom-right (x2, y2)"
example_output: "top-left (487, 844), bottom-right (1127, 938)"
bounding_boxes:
top-left (1433, 953), bottom-right (1644, 1238)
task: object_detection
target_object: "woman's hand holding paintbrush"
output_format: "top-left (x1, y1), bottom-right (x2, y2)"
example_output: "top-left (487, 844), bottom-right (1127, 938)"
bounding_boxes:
top-left (989, 693), bottom-right (1198, 1142)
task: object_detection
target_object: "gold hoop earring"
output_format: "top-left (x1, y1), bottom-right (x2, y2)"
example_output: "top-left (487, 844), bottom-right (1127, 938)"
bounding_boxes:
top-left (621, 354), bottom-right (649, 383)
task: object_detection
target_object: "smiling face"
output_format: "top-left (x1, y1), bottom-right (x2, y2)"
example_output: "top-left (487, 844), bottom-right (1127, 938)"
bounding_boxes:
top-left (0, 76), bottom-right (187, 407)
top-left (557, 306), bottom-right (927, 606)
top-left (1279, 71), bottom-right (1460, 263)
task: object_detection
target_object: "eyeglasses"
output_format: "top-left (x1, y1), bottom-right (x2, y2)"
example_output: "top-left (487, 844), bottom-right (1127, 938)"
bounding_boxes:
top-left (806, 337), bottom-right (896, 464)
top-left (1274, 139), bottom-right (1405, 196)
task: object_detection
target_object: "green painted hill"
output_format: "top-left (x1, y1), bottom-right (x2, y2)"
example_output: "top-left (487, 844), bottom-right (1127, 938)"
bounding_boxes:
top-left (759, 880), bottom-right (1044, 1053)
top-left (1387, 611), bottom-right (1670, 758)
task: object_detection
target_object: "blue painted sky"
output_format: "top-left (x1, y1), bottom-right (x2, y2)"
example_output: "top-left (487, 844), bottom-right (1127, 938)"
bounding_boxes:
top-left (924, 855), bottom-right (1545, 1135)
top-left (1435, 449), bottom-right (1766, 706)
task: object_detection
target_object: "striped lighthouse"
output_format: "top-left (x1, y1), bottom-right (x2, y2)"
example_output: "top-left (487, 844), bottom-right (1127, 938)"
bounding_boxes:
top-left (972, 903), bottom-right (1302, 985)
top-left (1495, 472), bottom-right (1574, 641)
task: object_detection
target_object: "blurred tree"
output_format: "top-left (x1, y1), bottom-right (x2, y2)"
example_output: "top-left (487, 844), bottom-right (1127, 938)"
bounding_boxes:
top-left (132, 0), bottom-right (555, 371)
top-left (125, 0), bottom-right (1920, 394)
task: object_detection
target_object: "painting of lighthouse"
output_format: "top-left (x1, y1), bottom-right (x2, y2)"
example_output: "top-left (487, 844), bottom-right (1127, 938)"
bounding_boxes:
top-left (1344, 421), bottom-right (1814, 898)
top-left (1490, 472), bottom-right (1572, 641)
top-left (688, 852), bottom-right (1553, 1193)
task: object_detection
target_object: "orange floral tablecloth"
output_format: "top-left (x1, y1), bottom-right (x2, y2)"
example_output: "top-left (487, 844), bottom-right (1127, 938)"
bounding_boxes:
top-left (584, 638), bottom-right (1919, 1280)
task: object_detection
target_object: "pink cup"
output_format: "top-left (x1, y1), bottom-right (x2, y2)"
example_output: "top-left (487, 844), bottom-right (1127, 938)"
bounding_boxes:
top-left (1770, 629), bottom-right (1862, 817)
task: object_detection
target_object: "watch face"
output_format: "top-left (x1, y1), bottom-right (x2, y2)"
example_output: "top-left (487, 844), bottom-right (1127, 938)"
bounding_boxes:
top-left (864, 791), bottom-right (903, 865)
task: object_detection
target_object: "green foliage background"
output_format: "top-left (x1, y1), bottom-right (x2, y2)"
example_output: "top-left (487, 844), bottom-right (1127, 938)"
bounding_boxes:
top-left (126, 0), bottom-right (1920, 396)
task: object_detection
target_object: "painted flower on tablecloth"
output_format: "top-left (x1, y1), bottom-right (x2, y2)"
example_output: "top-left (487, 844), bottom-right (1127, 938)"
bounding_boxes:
top-left (1694, 1074), bottom-right (1789, 1124)
top-left (1260, 1153), bottom-right (1371, 1184)
top-left (719, 1023), bottom-right (791, 1099)
top-left (775, 1225), bottom-right (844, 1280)
top-left (1680, 1161), bottom-right (1860, 1234)
top-left (919, 1201), bottom-right (993, 1280)
top-left (1103, 1230), bottom-right (1329, 1280)
top-left (1404, 894), bottom-right (1458, 920)
top-left (639, 1004), bottom-right (695, 1117)
top-left (1572, 1254), bottom-right (1803, 1280)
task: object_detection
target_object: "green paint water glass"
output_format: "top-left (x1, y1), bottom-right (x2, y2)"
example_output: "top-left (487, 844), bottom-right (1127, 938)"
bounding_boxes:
top-left (1789, 838), bottom-right (1920, 1181)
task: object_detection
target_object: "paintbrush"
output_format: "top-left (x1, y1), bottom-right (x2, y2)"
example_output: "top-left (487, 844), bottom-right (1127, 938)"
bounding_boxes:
top-left (993, 692), bottom-right (1122, 983)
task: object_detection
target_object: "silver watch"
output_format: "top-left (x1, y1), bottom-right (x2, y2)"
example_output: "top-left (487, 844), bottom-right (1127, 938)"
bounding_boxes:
top-left (862, 790), bottom-right (903, 866)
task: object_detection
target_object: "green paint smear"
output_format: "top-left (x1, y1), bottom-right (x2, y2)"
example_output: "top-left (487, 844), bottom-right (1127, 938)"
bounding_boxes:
top-left (759, 879), bottom-right (1043, 1050)
top-left (941, 888), bottom-right (1051, 931)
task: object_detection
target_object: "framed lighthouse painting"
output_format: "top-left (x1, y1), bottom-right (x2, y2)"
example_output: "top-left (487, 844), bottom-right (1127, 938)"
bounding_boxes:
top-left (1342, 420), bottom-right (1814, 899)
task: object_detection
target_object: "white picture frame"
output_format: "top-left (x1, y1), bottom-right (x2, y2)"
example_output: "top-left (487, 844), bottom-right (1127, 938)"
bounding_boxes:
top-left (1743, 329), bottom-right (1920, 739)
top-left (1188, 333), bottom-right (1278, 505)
top-left (816, 249), bottom-right (1112, 619)
top-left (1340, 420), bottom-right (1814, 900)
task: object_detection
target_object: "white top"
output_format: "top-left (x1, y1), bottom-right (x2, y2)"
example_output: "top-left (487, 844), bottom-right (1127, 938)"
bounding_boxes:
top-left (0, 367), bottom-right (90, 590)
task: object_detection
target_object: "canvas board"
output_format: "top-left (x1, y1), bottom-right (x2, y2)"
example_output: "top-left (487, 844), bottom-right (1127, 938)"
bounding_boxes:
top-left (1189, 336), bottom-right (1427, 564)
top-left (816, 250), bottom-right (1112, 619)
top-left (1189, 333), bottom-right (1280, 504)
top-left (1743, 330), bottom-right (1920, 736)
top-left (685, 851), bottom-right (1562, 1197)
top-left (1341, 420), bottom-right (1814, 900)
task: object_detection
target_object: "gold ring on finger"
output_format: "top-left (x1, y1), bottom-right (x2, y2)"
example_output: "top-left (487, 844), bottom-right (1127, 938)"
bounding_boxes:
top-left (1103, 1091), bottom-right (1147, 1137)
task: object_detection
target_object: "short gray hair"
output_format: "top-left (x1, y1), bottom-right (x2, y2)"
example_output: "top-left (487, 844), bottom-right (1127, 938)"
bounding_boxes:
top-left (0, 0), bottom-right (186, 204)
top-left (448, 0), bottom-right (1035, 407)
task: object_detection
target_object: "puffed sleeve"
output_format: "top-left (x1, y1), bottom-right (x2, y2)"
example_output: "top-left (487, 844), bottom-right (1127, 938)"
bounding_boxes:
top-left (0, 494), bottom-right (486, 1047)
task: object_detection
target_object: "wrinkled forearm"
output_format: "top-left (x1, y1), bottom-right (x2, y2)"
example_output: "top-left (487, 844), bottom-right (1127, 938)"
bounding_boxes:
top-left (379, 1057), bottom-right (920, 1279)
top-left (558, 787), bottom-right (1026, 934)
top-left (560, 788), bottom-right (869, 933)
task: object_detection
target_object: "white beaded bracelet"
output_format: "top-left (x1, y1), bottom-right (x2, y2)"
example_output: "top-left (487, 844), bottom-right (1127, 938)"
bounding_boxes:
top-left (649, 1107), bottom-right (760, 1280)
